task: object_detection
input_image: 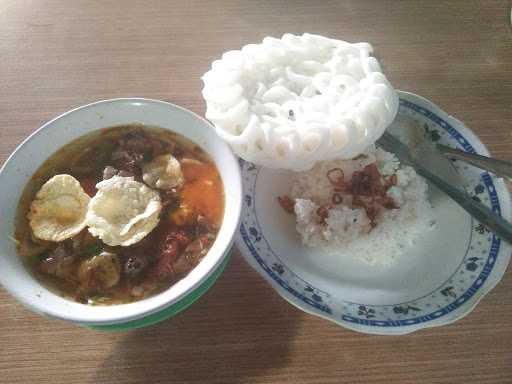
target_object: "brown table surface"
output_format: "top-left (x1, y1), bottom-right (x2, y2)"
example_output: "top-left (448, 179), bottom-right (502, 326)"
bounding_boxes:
top-left (1, 1), bottom-right (512, 383)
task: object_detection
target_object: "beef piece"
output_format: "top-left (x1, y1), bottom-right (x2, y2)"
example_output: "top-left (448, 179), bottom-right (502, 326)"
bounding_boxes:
top-left (102, 165), bottom-right (134, 180)
top-left (39, 242), bottom-right (76, 279)
top-left (120, 130), bottom-right (163, 155)
top-left (124, 253), bottom-right (150, 277)
top-left (160, 188), bottom-right (180, 209)
top-left (111, 149), bottom-right (145, 174)
top-left (183, 234), bottom-right (214, 264)
top-left (152, 230), bottom-right (190, 280)
top-left (172, 234), bottom-right (213, 277)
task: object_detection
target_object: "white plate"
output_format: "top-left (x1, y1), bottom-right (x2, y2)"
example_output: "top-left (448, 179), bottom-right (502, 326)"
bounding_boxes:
top-left (236, 91), bottom-right (511, 335)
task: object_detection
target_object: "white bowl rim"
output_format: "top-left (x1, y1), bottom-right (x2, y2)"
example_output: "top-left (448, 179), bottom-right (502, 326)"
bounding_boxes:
top-left (0, 97), bottom-right (242, 325)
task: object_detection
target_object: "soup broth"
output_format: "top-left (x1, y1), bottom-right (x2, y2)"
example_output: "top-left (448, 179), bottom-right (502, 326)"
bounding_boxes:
top-left (15, 125), bottom-right (224, 305)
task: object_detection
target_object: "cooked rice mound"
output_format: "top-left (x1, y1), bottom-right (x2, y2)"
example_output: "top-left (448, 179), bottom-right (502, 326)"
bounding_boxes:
top-left (290, 147), bottom-right (433, 265)
top-left (202, 33), bottom-right (399, 170)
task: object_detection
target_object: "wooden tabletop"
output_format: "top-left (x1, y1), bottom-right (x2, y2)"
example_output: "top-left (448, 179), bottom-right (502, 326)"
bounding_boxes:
top-left (1, 1), bottom-right (511, 383)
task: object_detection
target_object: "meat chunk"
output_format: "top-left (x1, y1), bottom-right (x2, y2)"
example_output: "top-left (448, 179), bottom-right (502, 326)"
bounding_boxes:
top-left (102, 165), bottom-right (133, 180)
top-left (124, 253), bottom-right (149, 277)
top-left (120, 130), bottom-right (164, 156)
top-left (152, 230), bottom-right (190, 280)
top-left (160, 188), bottom-right (180, 209)
top-left (109, 130), bottom-right (168, 175)
top-left (111, 149), bottom-right (145, 174)
top-left (38, 242), bottom-right (76, 279)
top-left (170, 234), bottom-right (213, 277)
top-left (182, 234), bottom-right (214, 264)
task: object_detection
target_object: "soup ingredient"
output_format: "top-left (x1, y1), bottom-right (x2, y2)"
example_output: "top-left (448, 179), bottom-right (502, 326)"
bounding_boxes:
top-left (86, 176), bottom-right (162, 246)
top-left (38, 242), bottom-right (76, 279)
top-left (180, 158), bottom-right (224, 227)
top-left (142, 154), bottom-right (184, 189)
top-left (16, 125), bottom-right (225, 305)
top-left (151, 229), bottom-right (191, 280)
top-left (28, 174), bottom-right (90, 242)
top-left (286, 147), bottom-right (433, 265)
top-left (77, 251), bottom-right (121, 291)
top-left (169, 203), bottom-right (197, 226)
top-left (202, 33), bottom-right (398, 170)
top-left (102, 165), bottom-right (133, 180)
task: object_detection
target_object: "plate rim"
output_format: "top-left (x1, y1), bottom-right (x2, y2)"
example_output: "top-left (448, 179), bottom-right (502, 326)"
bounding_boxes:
top-left (236, 90), bottom-right (512, 335)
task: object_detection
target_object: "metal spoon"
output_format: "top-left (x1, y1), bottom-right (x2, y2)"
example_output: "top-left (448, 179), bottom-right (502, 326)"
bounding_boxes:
top-left (377, 131), bottom-right (512, 244)
top-left (437, 144), bottom-right (512, 181)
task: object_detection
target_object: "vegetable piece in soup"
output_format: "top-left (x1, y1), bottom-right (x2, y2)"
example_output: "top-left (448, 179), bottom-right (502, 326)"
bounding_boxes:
top-left (14, 125), bottom-right (224, 305)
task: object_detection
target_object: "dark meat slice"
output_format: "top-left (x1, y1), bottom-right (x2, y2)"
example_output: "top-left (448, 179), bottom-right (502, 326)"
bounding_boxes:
top-left (173, 234), bottom-right (214, 276)
top-left (183, 234), bottom-right (214, 263)
top-left (80, 177), bottom-right (98, 197)
top-left (109, 130), bottom-right (168, 175)
top-left (124, 253), bottom-right (150, 277)
top-left (160, 188), bottom-right (180, 209)
top-left (38, 242), bottom-right (76, 279)
top-left (152, 230), bottom-right (191, 280)
top-left (102, 165), bottom-right (134, 180)
top-left (118, 225), bottom-right (162, 272)
top-left (120, 129), bottom-right (164, 156)
top-left (111, 149), bottom-right (145, 174)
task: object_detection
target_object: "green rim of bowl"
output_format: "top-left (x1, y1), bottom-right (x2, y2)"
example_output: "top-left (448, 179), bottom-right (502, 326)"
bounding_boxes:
top-left (86, 250), bottom-right (232, 331)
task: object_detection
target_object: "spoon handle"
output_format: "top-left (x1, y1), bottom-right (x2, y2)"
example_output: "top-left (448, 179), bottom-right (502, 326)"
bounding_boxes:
top-left (437, 144), bottom-right (512, 181)
top-left (414, 164), bottom-right (512, 244)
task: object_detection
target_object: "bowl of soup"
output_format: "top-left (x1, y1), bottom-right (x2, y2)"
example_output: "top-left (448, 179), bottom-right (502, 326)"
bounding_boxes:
top-left (0, 98), bottom-right (242, 330)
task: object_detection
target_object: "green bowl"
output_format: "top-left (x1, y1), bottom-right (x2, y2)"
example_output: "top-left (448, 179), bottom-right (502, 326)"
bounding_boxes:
top-left (88, 250), bottom-right (232, 331)
top-left (0, 98), bottom-right (242, 329)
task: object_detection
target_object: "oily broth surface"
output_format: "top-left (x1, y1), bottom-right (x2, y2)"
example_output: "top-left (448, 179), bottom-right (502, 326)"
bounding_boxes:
top-left (15, 124), bottom-right (225, 304)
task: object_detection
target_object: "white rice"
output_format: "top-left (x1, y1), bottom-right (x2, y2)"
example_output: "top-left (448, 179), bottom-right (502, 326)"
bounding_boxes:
top-left (290, 146), bottom-right (433, 265)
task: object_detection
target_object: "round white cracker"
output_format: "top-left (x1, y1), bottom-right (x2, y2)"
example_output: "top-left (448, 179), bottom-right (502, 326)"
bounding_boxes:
top-left (86, 176), bottom-right (162, 246)
top-left (202, 33), bottom-right (399, 170)
top-left (142, 154), bottom-right (184, 190)
top-left (28, 174), bottom-right (90, 242)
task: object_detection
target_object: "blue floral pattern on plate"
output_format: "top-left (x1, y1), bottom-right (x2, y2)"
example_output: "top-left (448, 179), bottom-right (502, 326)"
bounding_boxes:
top-left (236, 91), bottom-right (511, 334)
